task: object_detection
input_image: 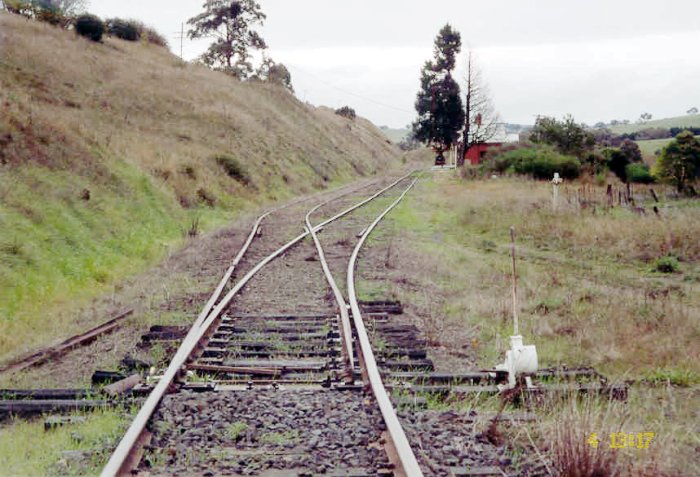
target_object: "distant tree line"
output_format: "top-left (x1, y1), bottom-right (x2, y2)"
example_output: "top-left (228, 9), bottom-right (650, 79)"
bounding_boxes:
top-left (484, 114), bottom-right (700, 193)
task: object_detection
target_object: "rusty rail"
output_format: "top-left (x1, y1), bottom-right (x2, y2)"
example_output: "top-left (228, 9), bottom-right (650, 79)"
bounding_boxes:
top-left (347, 177), bottom-right (423, 477)
top-left (305, 203), bottom-right (355, 376)
top-left (101, 172), bottom-right (415, 477)
top-left (0, 309), bottom-right (133, 375)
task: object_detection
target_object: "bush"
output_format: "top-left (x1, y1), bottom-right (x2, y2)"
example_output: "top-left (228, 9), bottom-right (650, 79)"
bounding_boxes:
top-left (104, 18), bottom-right (168, 47)
top-left (335, 106), bottom-right (356, 120)
top-left (75, 14), bottom-right (104, 42)
top-left (106, 18), bottom-right (140, 41)
top-left (487, 146), bottom-right (580, 180)
top-left (214, 154), bottom-right (251, 185)
top-left (140, 24), bottom-right (169, 48)
top-left (625, 163), bottom-right (654, 183)
top-left (654, 256), bottom-right (679, 273)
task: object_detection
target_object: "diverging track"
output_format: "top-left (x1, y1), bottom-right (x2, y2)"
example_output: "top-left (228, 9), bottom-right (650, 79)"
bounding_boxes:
top-left (102, 172), bottom-right (425, 477)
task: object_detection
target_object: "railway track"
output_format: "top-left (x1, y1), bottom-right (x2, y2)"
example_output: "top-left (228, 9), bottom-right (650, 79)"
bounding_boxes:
top-left (0, 170), bottom-right (630, 476)
top-left (101, 172), bottom-right (426, 476)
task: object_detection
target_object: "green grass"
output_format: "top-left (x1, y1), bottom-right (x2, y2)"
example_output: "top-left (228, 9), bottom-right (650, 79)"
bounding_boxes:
top-left (226, 421), bottom-right (249, 441)
top-left (0, 408), bottom-right (130, 476)
top-left (259, 430), bottom-right (299, 445)
top-left (0, 161), bottom-right (236, 361)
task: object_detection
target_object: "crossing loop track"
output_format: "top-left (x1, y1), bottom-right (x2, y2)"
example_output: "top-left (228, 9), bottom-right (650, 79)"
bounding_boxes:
top-left (101, 171), bottom-right (418, 477)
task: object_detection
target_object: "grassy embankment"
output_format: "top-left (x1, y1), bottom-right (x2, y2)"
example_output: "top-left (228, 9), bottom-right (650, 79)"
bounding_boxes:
top-left (0, 11), bottom-right (402, 363)
top-left (366, 173), bottom-right (698, 474)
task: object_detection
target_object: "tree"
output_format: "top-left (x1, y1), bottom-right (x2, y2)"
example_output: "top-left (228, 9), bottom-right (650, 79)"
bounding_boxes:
top-left (638, 112), bottom-right (653, 124)
top-left (2, 0), bottom-right (85, 23)
top-left (529, 115), bottom-right (595, 159)
top-left (457, 50), bottom-right (499, 166)
top-left (620, 138), bottom-right (643, 163)
top-left (605, 140), bottom-right (642, 182)
top-left (688, 107), bottom-right (698, 115)
top-left (655, 131), bottom-right (700, 193)
top-left (255, 56), bottom-right (293, 92)
top-left (187, 0), bottom-right (266, 79)
top-left (412, 24), bottom-right (464, 158)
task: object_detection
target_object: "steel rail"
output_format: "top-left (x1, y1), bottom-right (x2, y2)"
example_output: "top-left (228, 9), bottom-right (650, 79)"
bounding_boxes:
top-left (101, 172), bottom-right (414, 477)
top-left (347, 177), bottom-right (424, 477)
top-left (304, 202), bottom-right (355, 375)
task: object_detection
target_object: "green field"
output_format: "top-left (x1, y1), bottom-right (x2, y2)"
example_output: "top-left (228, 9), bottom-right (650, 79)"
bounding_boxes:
top-left (635, 136), bottom-right (700, 163)
top-left (609, 114), bottom-right (700, 134)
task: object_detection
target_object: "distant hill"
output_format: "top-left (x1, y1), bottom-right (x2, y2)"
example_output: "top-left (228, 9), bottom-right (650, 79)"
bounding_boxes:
top-left (608, 114), bottom-right (700, 134)
top-left (379, 126), bottom-right (411, 143)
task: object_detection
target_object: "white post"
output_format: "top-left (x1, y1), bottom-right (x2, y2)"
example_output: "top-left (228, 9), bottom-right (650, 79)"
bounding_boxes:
top-left (552, 172), bottom-right (563, 210)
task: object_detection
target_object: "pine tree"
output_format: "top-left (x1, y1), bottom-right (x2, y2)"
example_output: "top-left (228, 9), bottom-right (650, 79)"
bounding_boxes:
top-left (411, 24), bottom-right (464, 158)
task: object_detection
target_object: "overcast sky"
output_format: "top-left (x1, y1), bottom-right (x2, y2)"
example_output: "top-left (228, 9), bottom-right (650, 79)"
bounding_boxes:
top-left (89, 0), bottom-right (700, 128)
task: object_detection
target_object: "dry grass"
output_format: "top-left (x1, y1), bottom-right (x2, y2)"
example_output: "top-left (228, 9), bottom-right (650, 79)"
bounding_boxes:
top-left (0, 12), bottom-right (399, 198)
top-left (363, 172), bottom-right (699, 475)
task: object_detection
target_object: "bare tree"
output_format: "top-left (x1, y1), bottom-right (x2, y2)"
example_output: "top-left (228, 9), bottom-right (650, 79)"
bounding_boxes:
top-left (50, 0), bottom-right (87, 16)
top-left (458, 50), bottom-right (500, 166)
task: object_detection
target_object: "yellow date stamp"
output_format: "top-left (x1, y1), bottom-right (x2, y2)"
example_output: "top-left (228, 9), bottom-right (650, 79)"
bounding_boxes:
top-left (587, 432), bottom-right (655, 449)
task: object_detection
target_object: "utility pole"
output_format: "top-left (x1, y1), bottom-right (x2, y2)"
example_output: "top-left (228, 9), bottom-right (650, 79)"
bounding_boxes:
top-left (173, 23), bottom-right (185, 60)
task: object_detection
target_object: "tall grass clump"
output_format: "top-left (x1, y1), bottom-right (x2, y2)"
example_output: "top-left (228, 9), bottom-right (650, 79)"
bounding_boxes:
top-left (548, 397), bottom-right (623, 477)
top-left (214, 154), bottom-right (251, 185)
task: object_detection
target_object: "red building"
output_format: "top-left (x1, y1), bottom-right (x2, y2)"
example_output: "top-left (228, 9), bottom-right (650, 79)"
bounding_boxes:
top-left (464, 142), bottom-right (502, 165)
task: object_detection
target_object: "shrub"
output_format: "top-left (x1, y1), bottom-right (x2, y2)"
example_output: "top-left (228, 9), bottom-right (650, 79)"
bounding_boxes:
top-left (140, 24), bottom-right (169, 48)
top-left (487, 146), bottom-right (580, 180)
top-left (106, 18), bottom-right (140, 41)
top-left (654, 256), bottom-right (679, 274)
top-left (75, 14), bottom-right (104, 42)
top-left (335, 106), bottom-right (356, 120)
top-left (603, 147), bottom-right (629, 181)
top-left (214, 154), bottom-right (251, 185)
top-left (625, 163), bottom-right (654, 183)
top-left (104, 18), bottom-right (168, 47)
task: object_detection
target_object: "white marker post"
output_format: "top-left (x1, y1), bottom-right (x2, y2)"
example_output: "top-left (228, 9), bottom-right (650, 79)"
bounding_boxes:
top-left (552, 172), bottom-right (563, 210)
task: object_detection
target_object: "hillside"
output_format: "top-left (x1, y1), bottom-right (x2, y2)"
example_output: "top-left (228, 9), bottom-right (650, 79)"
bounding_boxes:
top-left (0, 12), bottom-right (402, 360)
top-left (609, 114), bottom-right (700, 134)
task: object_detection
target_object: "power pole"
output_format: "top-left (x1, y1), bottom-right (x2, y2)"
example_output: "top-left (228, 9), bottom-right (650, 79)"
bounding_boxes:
top-left (173, 23), bottom-right (185, 60)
